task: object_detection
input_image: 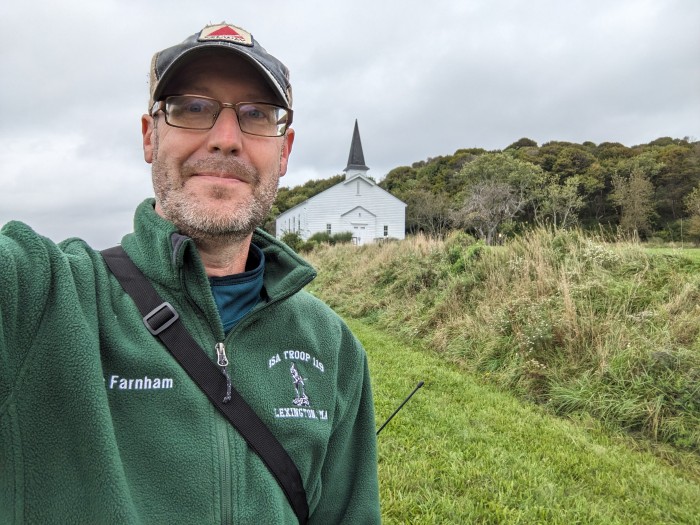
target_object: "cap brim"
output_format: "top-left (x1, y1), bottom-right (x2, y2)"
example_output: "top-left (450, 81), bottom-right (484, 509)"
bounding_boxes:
top-left (152, 45), bottom-right (289, 107)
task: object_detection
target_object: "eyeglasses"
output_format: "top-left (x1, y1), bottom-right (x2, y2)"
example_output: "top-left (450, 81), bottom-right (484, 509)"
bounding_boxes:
top-left (151, 94), bottom-right (293, 137)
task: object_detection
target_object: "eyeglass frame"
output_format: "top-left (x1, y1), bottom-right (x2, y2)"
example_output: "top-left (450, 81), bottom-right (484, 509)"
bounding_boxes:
top-left (150, 94), bottom-right (293, 137)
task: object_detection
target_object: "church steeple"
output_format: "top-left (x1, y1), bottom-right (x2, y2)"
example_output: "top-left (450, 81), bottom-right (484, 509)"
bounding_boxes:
top-left (344, 119), bottom-right (369, 174)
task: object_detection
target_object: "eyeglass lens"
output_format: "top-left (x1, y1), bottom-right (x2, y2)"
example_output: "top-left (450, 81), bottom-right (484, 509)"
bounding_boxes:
top-left (163, 95), bottom-right (289, 137)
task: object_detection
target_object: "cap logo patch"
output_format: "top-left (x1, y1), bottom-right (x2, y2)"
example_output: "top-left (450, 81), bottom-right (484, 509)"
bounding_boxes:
top-left (199, 24), bottom-right (253, 46)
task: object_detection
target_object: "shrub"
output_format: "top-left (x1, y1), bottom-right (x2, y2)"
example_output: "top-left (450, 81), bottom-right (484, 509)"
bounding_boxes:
top-left (331, 231), bottom-right (354, 244)
top-left (308, 231), bottom-right (354, 246)
top-left (308, 232), bottom-right (332, 244)
top-left (280, 231), bottom-right (304, 252)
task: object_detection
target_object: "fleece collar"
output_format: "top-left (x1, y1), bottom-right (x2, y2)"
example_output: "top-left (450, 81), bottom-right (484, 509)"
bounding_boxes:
top-left (119, 199), bottom-right (316, 305)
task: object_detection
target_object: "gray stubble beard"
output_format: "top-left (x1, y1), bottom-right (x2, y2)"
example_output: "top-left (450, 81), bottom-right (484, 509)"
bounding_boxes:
top-left (150, 128), bottom-right (281, 244)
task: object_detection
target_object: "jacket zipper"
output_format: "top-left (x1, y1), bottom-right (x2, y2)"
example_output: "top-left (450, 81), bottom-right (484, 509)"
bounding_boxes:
top-left (174, 245), bottom-right (315, 523)
top-left (215, 342), bottom-right (233, 523)
top-left (216, 342), bottom-right (232, 403)
top-left (217, 417), bottom-right (233, 524)
top-left (210, 287), bottom-right (309, 522)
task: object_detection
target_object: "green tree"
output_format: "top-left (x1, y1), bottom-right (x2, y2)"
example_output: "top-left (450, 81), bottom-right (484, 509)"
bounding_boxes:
top-left (595, 142), bottom-right (634, 161)
top-left (683, 186), bottom-right (700, 243)
top-left (552, 146), bottom-right (596, 180)
top-left (611, 165), bottom-right (657, 237)
top-left (458, 153), bottom-right (545, 201)
top-left (684, 186), bottom-right (700, 216)
top-left (506, 137), bottom-right (538, 150)
top-left (541, 174), bottom-right (586, 228)
top-left (653, 143), bottom-right (700, 220)
top-left (380, 165), bottom-right (418, 201)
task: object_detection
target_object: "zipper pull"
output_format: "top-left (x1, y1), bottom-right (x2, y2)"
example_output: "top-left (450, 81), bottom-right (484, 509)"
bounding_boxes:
top-left (215, 342), bottom-right (232, 403)
top-left (216, 342), bottom-right (229, 367)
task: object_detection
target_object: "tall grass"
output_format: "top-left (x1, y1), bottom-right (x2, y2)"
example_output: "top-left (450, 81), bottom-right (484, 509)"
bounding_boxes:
top-left (307, 229), bottom-right (700, 452)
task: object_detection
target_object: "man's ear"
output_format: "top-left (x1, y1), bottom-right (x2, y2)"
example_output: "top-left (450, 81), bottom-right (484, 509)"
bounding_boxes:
top-left (278, 128), bottom-right (295, 177)
top-left (142, 115), bottom-right (155, 164)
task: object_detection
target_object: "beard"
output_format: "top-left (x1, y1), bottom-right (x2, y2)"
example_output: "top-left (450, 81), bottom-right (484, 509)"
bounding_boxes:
top-left (151, 144), bottom-right (281, 244)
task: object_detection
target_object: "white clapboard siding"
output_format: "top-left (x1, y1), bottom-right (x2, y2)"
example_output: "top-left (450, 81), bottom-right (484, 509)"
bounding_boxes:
top-left (276, 174), bottom-right (406, 245)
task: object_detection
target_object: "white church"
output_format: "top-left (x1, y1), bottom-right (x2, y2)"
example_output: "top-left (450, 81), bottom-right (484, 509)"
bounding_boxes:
top-left (276, 121), bottom-right (406, 245)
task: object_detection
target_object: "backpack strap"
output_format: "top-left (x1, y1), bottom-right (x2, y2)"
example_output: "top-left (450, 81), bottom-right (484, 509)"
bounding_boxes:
top-left (101, 246), bottom-right (309, 524)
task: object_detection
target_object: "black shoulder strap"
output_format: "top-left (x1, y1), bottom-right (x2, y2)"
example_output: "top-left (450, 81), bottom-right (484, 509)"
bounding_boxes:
top-left (101, 246), bottom-right (309, 524)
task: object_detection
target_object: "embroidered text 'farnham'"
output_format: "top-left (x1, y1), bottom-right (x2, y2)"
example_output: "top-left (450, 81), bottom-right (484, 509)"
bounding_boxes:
top-left (108, 375), bottom-right (174, 390)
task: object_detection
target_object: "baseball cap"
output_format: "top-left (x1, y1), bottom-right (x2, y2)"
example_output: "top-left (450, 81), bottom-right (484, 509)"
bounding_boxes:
top-left (148, 22), bottom-right (292, 109)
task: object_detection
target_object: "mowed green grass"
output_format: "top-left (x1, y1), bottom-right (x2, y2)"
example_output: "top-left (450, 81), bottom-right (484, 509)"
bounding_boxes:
top-left (646, 246), bottom-right (700, 264)
top-left (350, 319), bottom-right (700, 524)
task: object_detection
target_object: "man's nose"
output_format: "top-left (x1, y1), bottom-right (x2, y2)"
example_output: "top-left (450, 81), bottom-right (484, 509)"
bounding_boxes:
top-left (206, 107), bottom-right (243, 154)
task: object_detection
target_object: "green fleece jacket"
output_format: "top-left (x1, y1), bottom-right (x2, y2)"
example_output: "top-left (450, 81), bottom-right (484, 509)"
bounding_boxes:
top-left (0, 199), bottom-right (381, 524)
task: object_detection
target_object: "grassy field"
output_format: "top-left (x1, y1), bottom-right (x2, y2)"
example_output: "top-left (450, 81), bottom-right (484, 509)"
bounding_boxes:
top-left (352, 318), bottom-right (700, 524)
top-left (646, 246), bottom-right (700, 263)
top-left (307, 230), bottom-right (700, 453)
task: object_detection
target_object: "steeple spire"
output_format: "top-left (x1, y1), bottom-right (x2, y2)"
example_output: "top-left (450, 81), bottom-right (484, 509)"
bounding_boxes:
top-left (344, 119), bottom-right (369, 173)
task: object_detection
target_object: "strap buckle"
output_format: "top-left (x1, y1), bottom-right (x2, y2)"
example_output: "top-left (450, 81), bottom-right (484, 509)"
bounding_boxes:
top-left (143, 302), bottom-right (179, 335)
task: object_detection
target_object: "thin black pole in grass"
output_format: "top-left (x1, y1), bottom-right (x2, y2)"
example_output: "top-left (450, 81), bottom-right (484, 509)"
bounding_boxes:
top-left (376, 381), bottom-right (424, 436)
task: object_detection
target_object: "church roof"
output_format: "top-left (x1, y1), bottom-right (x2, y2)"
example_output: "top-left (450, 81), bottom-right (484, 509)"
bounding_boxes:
top-left (344, 119), bottom-right (369, 172)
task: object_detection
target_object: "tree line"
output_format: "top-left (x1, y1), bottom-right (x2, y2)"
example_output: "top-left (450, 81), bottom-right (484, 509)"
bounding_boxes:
top-left (269, 137), bottom-right (700, 244)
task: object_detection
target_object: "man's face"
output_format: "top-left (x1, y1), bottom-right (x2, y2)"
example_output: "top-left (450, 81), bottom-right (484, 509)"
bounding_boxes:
top-left (141, 52), bottom-right (294, 243)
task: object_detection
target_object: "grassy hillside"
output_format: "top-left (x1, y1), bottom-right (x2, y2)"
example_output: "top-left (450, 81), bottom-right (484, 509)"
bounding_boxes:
top-left (306, 230), bottom-right (700, 453)
top-left (351, 319), bottom-right (700, 524)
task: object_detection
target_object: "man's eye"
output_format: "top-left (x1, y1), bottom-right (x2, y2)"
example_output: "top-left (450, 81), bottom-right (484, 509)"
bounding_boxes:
top-left (172, 97), bottom-right (217, 116)
top-left (240, 105), bottom-right (269, 120)
top-left (184, 101), bottom-right (207, 113)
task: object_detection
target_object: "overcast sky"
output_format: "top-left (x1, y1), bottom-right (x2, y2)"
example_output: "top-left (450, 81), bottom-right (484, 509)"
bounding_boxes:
top-left (2, 0), bottom-right (698, 248)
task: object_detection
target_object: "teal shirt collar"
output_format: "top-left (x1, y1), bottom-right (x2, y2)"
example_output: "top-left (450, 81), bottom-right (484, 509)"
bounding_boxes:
top-left (209, 243), bottom-right (265, 333)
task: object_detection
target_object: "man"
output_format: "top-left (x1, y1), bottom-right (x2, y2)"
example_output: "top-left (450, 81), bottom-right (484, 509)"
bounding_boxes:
top-left (0, 22), bottom-right (381, 524)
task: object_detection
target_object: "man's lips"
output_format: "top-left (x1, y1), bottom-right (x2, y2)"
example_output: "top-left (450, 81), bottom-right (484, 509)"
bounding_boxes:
top-left (193, 172), bottom-right (249, 184)
top-left (182, 158), bottom-right (258, 186)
